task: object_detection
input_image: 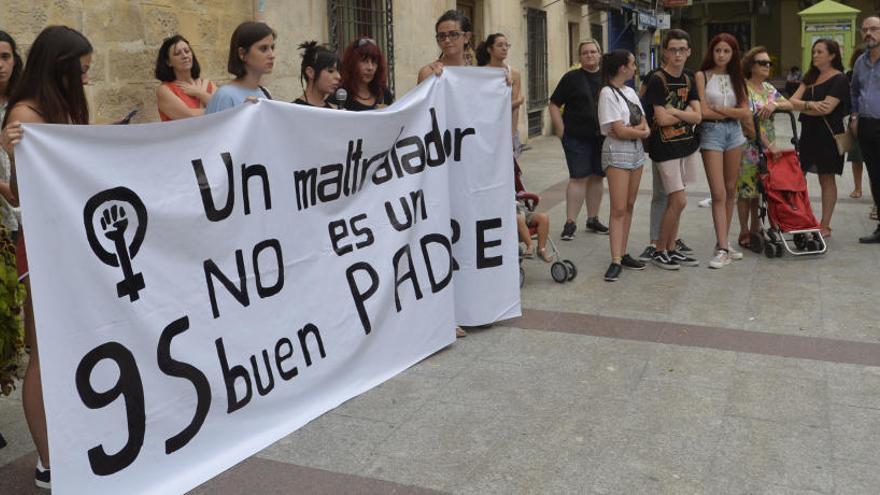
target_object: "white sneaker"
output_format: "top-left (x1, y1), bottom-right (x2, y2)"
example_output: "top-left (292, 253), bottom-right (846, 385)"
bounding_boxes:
top-left (698, 197), bottom-right (712, 208)
top-left (727, 244), bottom-right (744, 260)
top-left (708, 249), bottom-right (731, 269)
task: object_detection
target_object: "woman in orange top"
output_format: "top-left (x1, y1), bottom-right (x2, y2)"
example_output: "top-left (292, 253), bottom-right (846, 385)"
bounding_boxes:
top-left (155, 34), bottom-right (215, 120)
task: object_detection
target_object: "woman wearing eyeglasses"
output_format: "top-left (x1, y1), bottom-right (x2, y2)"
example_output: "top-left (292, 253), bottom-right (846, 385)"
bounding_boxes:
top-left (476, 33), bottom-right (524, 145)
top-left (738, 46), bottom-right (792, 249)
top-left (418, 10), bottom-right (473, 84)
top-left (339, 37), bottom-right (393, 111)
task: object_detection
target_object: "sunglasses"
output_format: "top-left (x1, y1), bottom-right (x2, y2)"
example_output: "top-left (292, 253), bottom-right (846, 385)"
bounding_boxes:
top-left (754, 60), bottom-right (773, 67)
top-left (357, 38), bottom-right (376, 47)
top-left (435, 31), bottom-right (463, 42)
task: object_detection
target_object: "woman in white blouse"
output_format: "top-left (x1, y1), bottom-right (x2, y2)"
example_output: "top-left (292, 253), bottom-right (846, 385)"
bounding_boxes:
top-left (696, 33), bottom-right (751, 269)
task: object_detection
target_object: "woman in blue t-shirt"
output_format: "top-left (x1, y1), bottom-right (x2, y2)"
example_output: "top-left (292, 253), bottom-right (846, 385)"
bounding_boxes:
top-left (206, 22), bottom-right (276, 114)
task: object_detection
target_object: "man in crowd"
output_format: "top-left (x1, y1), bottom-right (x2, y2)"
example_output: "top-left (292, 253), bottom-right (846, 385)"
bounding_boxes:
top-left (852, 15), bottom-right (880, 243)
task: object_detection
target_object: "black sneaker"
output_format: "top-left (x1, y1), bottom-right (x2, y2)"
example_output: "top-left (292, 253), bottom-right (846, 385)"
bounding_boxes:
top-left (604, 262), bottom-right (622, 281)
top-left (638, 245), bottom-right (656, 261)
top-left (0, 432), bottom-right (6, 449)
top-left (858, 225), bottom-right (880, 244)
top-left (668, 249), bottom-right (699, 267)
top-left (675, 238), bottom-right (694, 254)
top-left (586, 217), bottom-right (609, 235)
top-left (560, 221), bottom-right (576, 240)
top-left (651, 250), bottom-right (680, 270)
top-left (621, 254), bottom-right (646, 270)
top-left (35, 458), bottom-right (50, 489)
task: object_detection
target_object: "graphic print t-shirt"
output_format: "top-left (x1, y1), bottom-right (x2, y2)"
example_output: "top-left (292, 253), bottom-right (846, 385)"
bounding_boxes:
top-left (644, 69), bottom-right (700, 162)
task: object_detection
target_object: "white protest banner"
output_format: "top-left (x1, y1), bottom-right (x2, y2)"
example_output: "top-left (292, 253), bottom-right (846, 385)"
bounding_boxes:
top-left (15, 67), bottom-right (520, 494)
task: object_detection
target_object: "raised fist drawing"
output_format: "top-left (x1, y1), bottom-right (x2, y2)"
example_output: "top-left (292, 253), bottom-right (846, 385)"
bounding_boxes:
top-left (100, 204), bottom-right (129, 242)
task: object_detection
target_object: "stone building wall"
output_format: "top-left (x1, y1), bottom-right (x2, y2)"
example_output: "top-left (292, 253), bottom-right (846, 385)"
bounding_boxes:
top-left (2, 0), bottom-right (254, 124)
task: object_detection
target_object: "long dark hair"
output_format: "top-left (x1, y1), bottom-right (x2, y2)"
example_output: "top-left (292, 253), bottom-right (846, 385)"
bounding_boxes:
top-left (476, 33), bottom-right (505, 67)
top-left (298, 41), bottom-right (339, 89)
top-left (155, 34), bottom-right (202, 82)
top-left (341, 37), bottom-right (387, 98)
top-left (0, 31), bottom-right (23, 99)
top-left (803, 38), bottom-right (845, 85)
top-left (227, 21), bottom-right (276, 78)
top-left (435, 10), bottom-right (473, 61)
top-left (601, 49), bottom-right (632, 86)
top-left (700, 33), bottom-right (747, 106)
top-left (3, 26), bottom-right (92, 126)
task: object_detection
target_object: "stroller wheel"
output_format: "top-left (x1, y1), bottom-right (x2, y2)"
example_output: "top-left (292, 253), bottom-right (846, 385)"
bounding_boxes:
top-left (563, 260), bottom-right (577, 281)
top-left (519, 266), bottom-right (525, 288)
top-left (805, 239), bottom-right (818, 252)
top-left (774, 243), bottom-right (784, 257)
top-left (764, 242), bottom-right (776, 259)
top-left (550, 261), bottom-right (568, 283)
top-left (749, 232), bottom-right (764, 254)
top-left (793, 233), bottom-right (807, 250)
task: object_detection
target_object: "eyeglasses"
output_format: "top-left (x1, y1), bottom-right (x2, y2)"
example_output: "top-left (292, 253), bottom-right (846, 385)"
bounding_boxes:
top-left (435, 31), bottom-right (463, 42)
top-left (665, 47), bottom-right (689, 54)
top-left (861, 26), bottom-right (880, 34)
top-left (754, 60), bottom-right (773, 67)
top-left (494, 42), bottom-right (512, 49)
top-left (357, 38), bottom-right (376, 47)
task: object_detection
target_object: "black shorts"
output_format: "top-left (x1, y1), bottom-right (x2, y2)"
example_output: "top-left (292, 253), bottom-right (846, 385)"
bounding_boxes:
top-left (561, 134), bottom-right (604, 178)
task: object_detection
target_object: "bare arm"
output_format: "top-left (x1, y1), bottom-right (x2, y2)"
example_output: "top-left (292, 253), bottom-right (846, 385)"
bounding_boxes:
top-left (609, 119), bottom-right (650, 140)
top-left (157, 85), bottom-right (205, 120)
top-left (4, 104), bottom-right (46, 205)
top-left (714, 98), bottom-right (752, 120)
top-left (417, 62), bottom-right (443, 84)
top-left (511, 69), bottom-right (524, 110)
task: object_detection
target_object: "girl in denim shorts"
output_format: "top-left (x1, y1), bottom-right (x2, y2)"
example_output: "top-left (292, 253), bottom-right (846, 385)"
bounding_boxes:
top-left (696, 33), bottom-right (750, 269)
top-left (597, 50), bottom-right (650, 281)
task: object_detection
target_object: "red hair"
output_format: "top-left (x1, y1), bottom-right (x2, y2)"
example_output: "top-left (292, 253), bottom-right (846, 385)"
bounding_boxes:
top-left (700, 33), bottom-right (747, 106)
top-left (341, 37), bottom-right (388, 98)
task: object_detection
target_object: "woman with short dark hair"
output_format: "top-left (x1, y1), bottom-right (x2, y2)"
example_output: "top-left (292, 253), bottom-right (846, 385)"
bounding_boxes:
top-left (293, 41), bottom-right (341, 108)
top-left (206, 21), bottom-right (276, 114)
top-left (154, 34), bottom-right (215, 121)
top-left (1, 25), bottom-right (94, 489)
top-left (339, 37), bottom-right (393, 111)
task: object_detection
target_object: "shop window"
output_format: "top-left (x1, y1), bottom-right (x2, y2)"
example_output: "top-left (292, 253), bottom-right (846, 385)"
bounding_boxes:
top-left (329, 0), bottom-right (395, 92)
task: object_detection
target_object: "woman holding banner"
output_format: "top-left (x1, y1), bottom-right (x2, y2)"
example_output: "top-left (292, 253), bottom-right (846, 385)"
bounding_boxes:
top-left (1, 25), bottom-right (95, 489)
top-left (418, 10), bottom-right (474, 84)
top-left (154, 34), bottom-right (216, 121)
top-left (206, 22), bottom-right (276, 114)
top-left (293, 41), bottom-right (341, 108)
top-left (338, 37), bottom-right (394, 111)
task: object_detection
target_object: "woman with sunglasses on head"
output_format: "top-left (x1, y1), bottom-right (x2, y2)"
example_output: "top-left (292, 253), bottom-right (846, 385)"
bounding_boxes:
top-left (339, 37), bottom-right (393, 111)
top-left (738, 47), bottom-right (792, 249)
top-left (476, 33), bottom-right (524, 145)
top-left (696, 33), bottom-right (751, 268)
top-left (790, 38), bottom-right (850, 238)
top-left (294, 41), bottom-right (341, 108)
top-left (155, 34), bottom-right (215, 121)
top-left (206, 21), bottom-right (276, 114)
top-left (418, 10), bottom-right (474, 83)
top-left (1, 26), bottom-right (94, 489)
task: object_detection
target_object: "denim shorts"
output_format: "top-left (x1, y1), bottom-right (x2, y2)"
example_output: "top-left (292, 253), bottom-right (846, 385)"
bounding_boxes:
top-left (561, 134), bottom-right (604, 178)
top-left (699, 120), bottom-right (746, 151)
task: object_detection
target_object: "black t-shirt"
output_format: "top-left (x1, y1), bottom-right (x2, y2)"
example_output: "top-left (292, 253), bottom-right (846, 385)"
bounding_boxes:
top-left (293, 98), bottom-right (334, 109)
top-left (644, 68), bottom-right (700, 162)
top-left (339, 88), bottom-right (395, 111)
top-left (550, 68), bottom-right (602, 140)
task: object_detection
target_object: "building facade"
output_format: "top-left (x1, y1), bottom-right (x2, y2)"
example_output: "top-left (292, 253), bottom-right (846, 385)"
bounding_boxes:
top-left (1, 0), bottom-right (600, 140)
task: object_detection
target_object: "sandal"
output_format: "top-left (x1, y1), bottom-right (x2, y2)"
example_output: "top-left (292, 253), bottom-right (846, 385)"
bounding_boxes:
top-left (538, 247), bottom-right (553, 263)
top-left (850, 190), bottom-right (862, 199)
top-left (737, 232), bottom-right (750, 249)
top-left (455, 326), bottom-right (467, 338)
top-left (521, 245), bottom-right (534, 259)
top-left (871, 206), bottom-right (878, 221)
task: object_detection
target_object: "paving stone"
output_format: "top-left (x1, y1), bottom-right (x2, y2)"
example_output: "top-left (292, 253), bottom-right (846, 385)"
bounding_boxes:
top-left (726, 370), bottom-right (828, 427)
top-left (829, 403), bottom-right (880, 466)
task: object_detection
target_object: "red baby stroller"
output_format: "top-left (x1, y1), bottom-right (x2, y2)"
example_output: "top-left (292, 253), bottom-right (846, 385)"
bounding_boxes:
top-left (753, 111), bottom-right (827, 257)
top-left (514, 160), bottom-right (576, 286)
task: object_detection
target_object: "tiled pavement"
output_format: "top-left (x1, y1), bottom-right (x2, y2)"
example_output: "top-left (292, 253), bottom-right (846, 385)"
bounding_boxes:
top-left (3, 120), bottom-right (880, 494)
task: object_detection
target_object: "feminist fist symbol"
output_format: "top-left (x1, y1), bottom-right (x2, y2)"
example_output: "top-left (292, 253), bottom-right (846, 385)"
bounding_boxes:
top-left (84, 188), bottom-right (148, 302)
